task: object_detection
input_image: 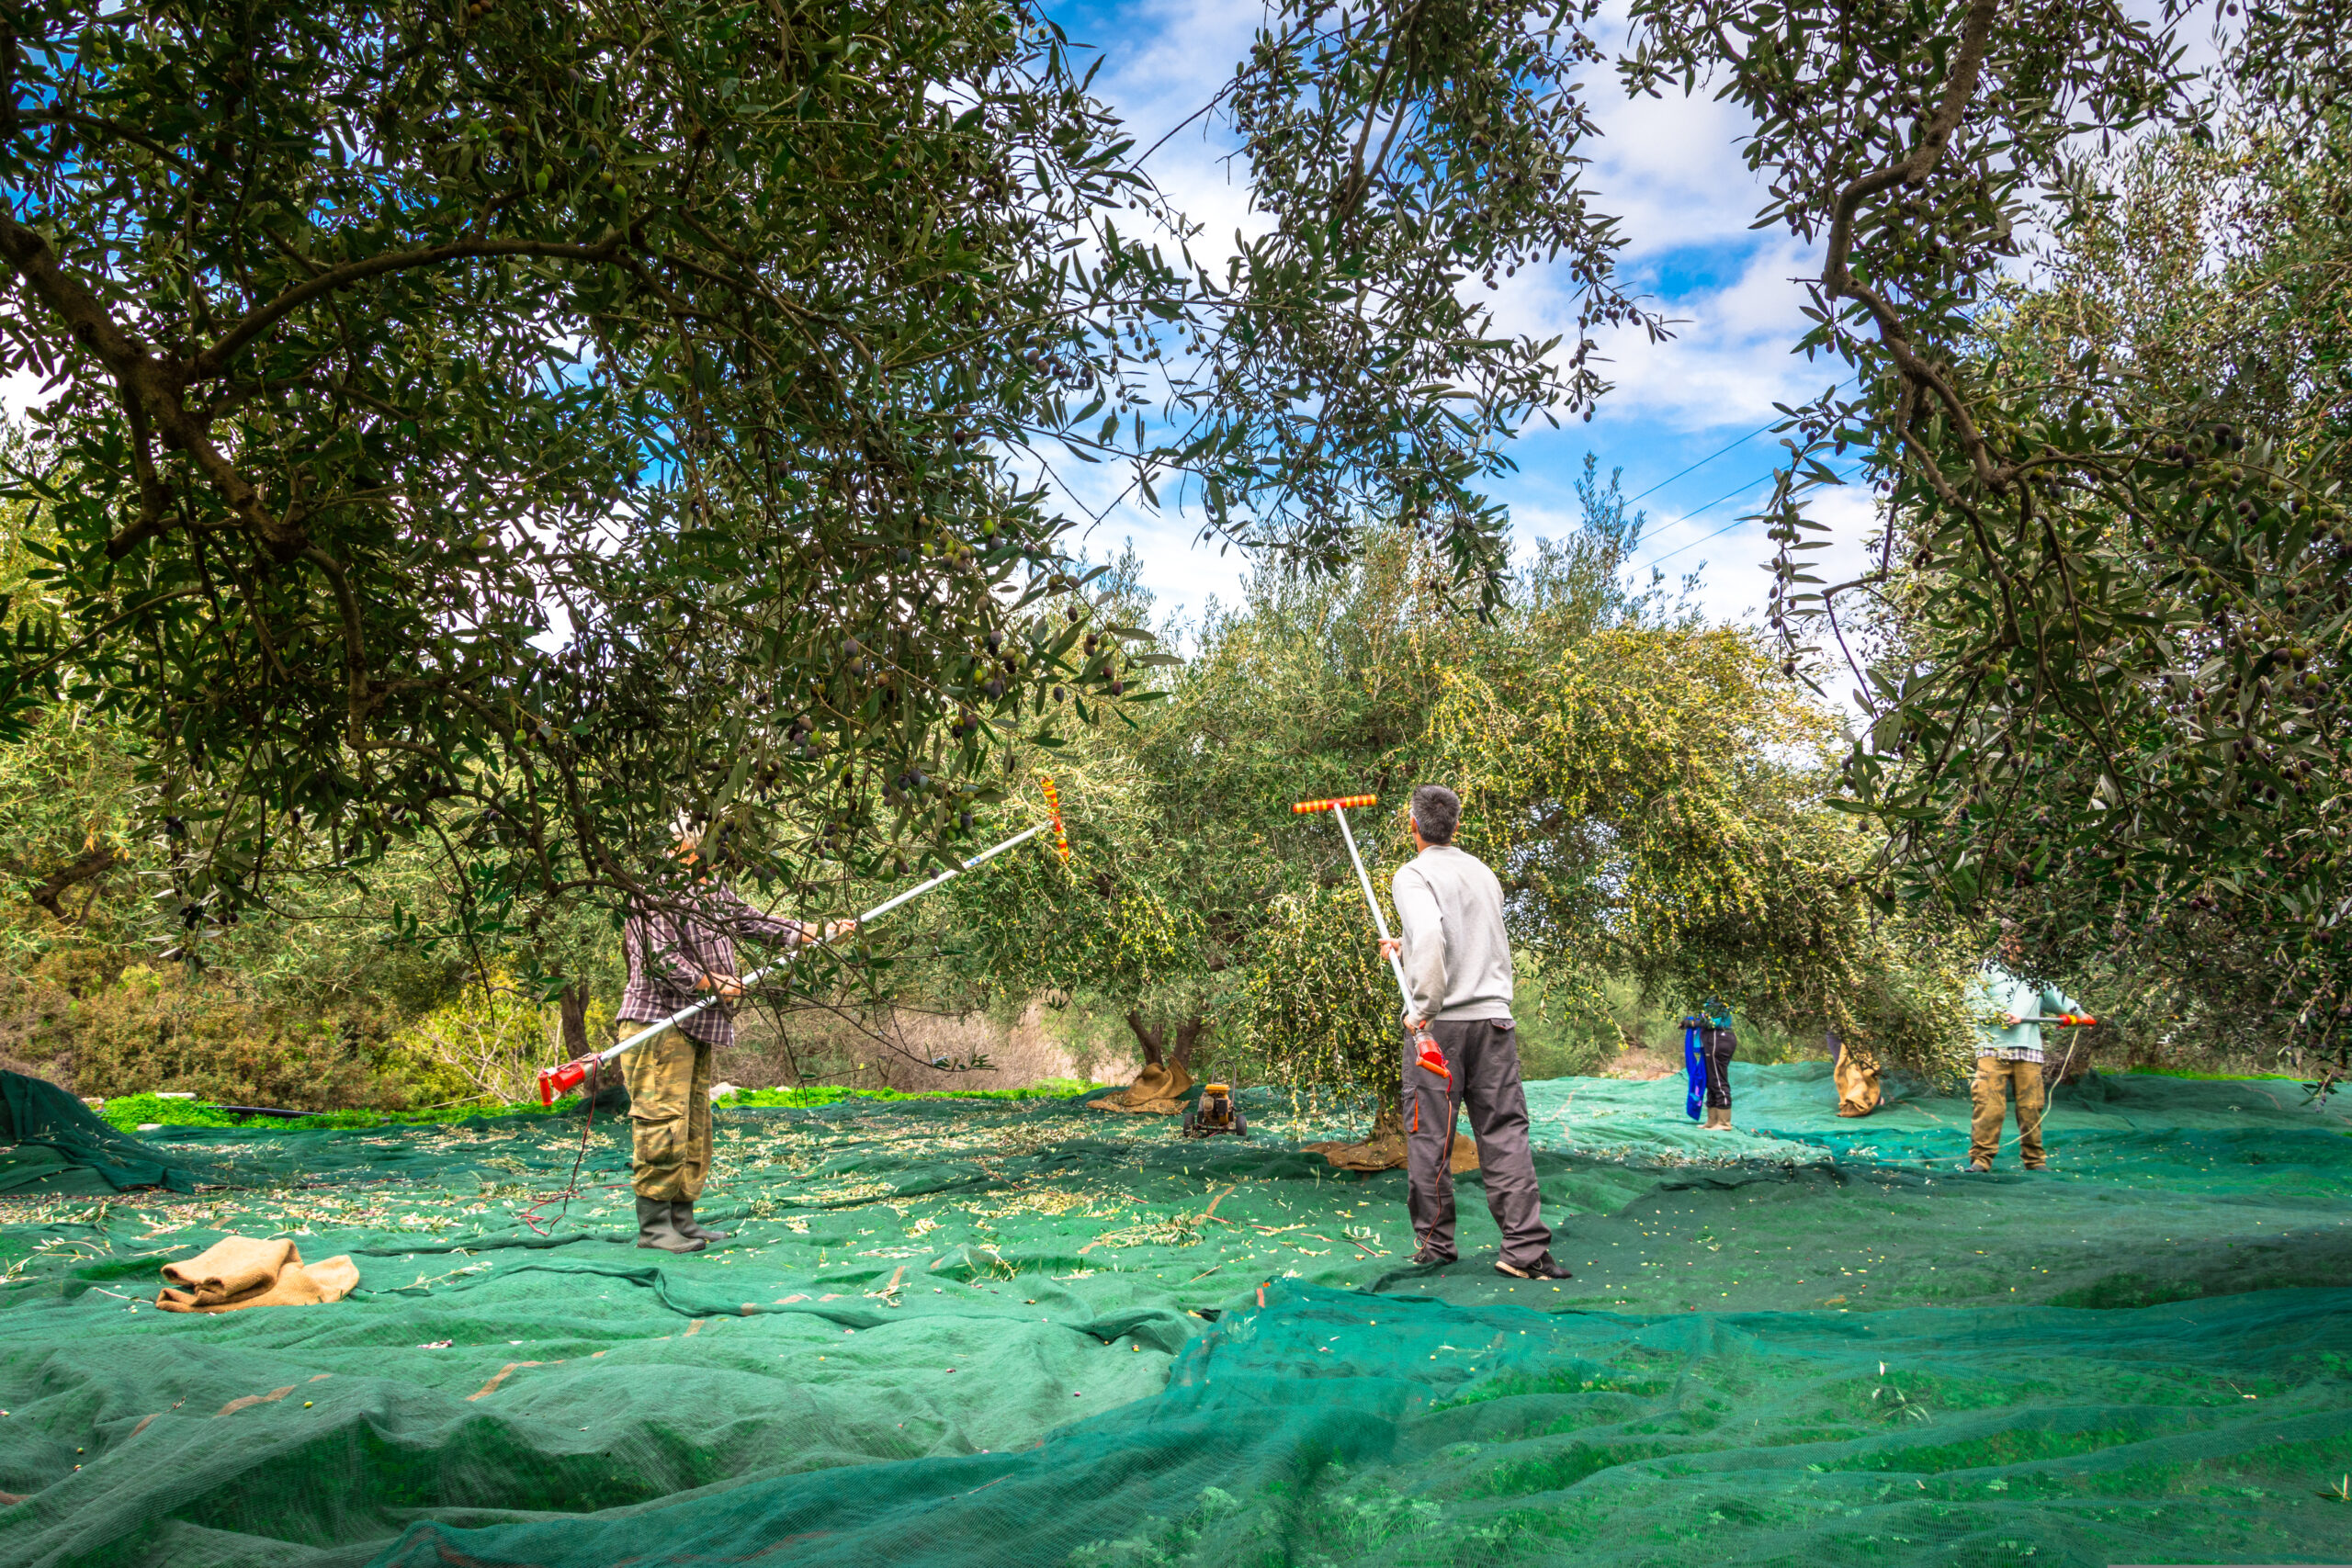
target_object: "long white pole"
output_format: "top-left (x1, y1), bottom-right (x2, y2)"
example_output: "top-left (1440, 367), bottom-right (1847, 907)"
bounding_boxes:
top-left (1330, 803), bottom-right (1415, 1013)
top-left (587, 820), bottom-right (1049, 1070)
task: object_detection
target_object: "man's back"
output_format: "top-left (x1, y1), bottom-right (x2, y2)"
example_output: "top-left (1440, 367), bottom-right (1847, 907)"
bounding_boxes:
top-left (1390, 844), bottom-right (1514, 1022)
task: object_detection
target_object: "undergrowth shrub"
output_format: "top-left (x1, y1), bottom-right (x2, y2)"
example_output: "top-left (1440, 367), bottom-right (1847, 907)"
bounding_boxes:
top-left (8, 960), bottom-right (452, 1110)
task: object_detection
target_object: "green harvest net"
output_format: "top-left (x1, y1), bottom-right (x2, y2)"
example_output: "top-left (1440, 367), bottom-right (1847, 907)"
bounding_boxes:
top-left (3, 1061), bottom-right (2349, 1567)
top-left (0, 1074), bottom-right (230, 1197)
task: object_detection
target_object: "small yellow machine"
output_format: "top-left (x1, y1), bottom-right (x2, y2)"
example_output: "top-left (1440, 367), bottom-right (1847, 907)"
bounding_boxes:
top-left (1182, 1082), bottom-right (1248, 1139)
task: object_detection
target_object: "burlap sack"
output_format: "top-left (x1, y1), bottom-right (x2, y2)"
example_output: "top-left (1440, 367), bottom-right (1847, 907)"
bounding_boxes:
top-left (1305, 1129), bottom-right (1478, 1174)
top-left (1089, 1062), bottom-right (1193, 1116)
top-left (156, 1235), bottom-right (359, 1314)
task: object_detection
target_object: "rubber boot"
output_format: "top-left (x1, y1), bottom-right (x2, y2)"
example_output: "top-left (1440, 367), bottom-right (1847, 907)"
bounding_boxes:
top-left (673, 1201), bottom-right (729, 1243)
top-left (637, 1195), bottom-right (706, 1254)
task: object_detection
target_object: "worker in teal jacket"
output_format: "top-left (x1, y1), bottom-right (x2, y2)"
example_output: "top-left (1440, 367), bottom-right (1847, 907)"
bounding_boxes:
top-left (1965, 929), bottom-right (2088, 1171)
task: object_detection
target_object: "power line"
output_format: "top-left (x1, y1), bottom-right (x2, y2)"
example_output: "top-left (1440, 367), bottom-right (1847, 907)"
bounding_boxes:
top-left (1634, 473), bottom-right (1778, 568)
top-left (1642, 510), bottom-right (1760, 570)
top-left (1631, 460), bottom-right (1858, 570)
top-left (1618, 379), bottom-right (1856, 510)
top-left (1622, 418), bottom-right (1776, 507)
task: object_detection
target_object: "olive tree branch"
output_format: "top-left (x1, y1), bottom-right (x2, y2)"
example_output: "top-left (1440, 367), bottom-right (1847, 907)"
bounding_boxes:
top-left (1815, 0), bottom-right (2004, 491)
top-left (192, 232), bottom-right (625, 380)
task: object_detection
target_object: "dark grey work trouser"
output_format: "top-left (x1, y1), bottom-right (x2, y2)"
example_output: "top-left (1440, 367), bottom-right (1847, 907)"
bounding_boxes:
top-left (1402, 1017), bottom-right (1554, 1268)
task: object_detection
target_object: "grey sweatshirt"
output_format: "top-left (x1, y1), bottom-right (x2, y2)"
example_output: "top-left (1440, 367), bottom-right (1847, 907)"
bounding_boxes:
top-left (1389, 845), bottom-right (1515, 1023)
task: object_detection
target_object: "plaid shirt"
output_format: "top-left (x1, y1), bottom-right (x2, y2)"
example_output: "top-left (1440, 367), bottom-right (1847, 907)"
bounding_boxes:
top-left (619, 885), bottom-right (809, 1049)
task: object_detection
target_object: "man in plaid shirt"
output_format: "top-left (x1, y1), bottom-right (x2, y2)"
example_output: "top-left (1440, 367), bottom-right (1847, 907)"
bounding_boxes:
top-left (617, 839), bottom-right (853, 1253)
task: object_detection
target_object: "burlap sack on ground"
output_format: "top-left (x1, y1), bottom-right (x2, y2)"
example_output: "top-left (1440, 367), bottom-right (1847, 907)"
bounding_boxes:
top-left (1834, 1044), bottom-right (1883, 1118)
top-left (1306, 1129), bottom-right (1477, 1174)
top-left (156, 1235), bottom-right (359, 1314)
top-left (1091, 1062), bottom-right (1193, 1116)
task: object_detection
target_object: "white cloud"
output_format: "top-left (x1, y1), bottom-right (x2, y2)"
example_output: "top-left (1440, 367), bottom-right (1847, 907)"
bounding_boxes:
top-left (0, 367), bottom-right (49, 423)
top-left (1487, 233), bottom-right (1842, 436)
top-left (1069, 0), bottom-right (1834, 627)
top-left (1646, 478), bottom-right (1883, 633)
top-left (1083, 0), bottom-right (1272, 273)
top-left (1582, 83), bottom-right (1779, 259)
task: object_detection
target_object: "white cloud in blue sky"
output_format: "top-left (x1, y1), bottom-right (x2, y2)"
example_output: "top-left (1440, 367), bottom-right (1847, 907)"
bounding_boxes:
top-left (1050, 0), bottom-right (1883, 631)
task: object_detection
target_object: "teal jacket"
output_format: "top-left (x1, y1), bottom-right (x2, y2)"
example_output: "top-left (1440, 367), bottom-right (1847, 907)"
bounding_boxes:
top-left (1970, 961), bottom-right (2082, 1058)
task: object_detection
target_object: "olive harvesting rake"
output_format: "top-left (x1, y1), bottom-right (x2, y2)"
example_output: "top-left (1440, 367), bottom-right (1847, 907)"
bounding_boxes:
top-left (1292, 794), bottom-right (1451, 1083)
top-left (537, 775), bottom-right (1070, 1104)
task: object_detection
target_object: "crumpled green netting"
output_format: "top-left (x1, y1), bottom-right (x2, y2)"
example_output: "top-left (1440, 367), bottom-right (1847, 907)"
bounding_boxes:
top-left (0, 1073), bottom-right (230, 1195)
top-left (1, 1063), bottom-right (2347, 1568)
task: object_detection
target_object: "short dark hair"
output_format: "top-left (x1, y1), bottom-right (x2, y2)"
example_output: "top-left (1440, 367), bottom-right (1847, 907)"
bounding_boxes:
top-left (1411, 784), bottom-right (1460, 845)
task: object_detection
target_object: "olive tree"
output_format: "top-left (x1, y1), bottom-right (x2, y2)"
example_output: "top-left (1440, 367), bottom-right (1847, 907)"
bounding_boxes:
top-left (0, 0), bottom-right (1654, 1013)
top-left (1432, 623), bottom-right (1978, 1078)
top-left (1624, 0), bottom-right (2347, 1062)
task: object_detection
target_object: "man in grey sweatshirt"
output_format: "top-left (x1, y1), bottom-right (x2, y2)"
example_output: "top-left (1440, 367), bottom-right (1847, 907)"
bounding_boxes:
top-left (1377, 784), bottom-right (1567, 1279)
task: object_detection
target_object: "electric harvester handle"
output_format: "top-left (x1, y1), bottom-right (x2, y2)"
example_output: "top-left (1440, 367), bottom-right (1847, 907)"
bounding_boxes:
top-left (538, 777), bottom-right (1069, 1105)
top-left (1292, 794), bottom-right (1452, 1082)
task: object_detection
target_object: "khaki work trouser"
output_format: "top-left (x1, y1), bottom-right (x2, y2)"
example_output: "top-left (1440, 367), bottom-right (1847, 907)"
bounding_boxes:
top-left (617, 1025), bottom-right (713, 1201)
top-left (1969, 1055), bottom-right (2045, 1169)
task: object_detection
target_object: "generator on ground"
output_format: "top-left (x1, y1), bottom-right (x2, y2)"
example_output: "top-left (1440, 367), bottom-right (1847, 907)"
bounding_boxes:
top-left (1182, 1082), bottom-right (1247, 1138)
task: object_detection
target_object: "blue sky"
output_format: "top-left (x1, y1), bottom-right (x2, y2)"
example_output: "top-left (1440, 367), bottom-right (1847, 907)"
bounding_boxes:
top-left (1038, 0), bottom-right (1883, 631)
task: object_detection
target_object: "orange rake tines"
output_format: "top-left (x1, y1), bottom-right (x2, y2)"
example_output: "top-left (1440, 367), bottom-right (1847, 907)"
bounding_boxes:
top-left (1039, 774), bottom-right (1070, 864)
top-left (1292, 794), bottom-right (1378, 815)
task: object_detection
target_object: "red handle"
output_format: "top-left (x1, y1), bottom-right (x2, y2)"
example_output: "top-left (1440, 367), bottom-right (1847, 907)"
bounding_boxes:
top-left (538, 1058), bottom-right (590, 1106)
top-left (1414, 1032), bottom-right (1451, 1082)
top-left (2054, 1014), bottom-right (2097, 1028)
top-left (1292, 794), bottom-right (1378, 815)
